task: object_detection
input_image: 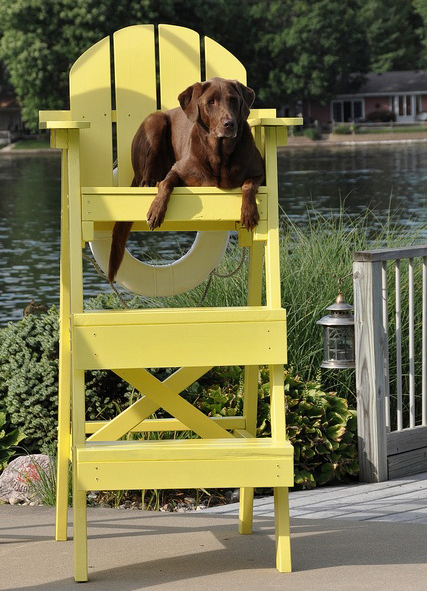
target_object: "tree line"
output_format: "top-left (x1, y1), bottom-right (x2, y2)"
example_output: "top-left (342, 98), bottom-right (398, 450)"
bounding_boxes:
top-left (0, 0), bottom-right (426, 131)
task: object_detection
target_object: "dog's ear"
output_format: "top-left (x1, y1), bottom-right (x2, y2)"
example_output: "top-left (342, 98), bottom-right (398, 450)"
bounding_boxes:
top-left (232, 81), bottom-right (255, 120)
top-left (178, 82), bottom-right (206, 122)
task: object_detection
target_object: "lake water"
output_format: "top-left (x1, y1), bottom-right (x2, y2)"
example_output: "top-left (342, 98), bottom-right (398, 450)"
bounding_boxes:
top-left (1, 143), bottom-right (427, 325)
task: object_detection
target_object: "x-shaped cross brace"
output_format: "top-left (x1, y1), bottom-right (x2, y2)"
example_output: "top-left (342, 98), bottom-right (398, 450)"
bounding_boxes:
top-left (87, 366), bottom-right (234, 442)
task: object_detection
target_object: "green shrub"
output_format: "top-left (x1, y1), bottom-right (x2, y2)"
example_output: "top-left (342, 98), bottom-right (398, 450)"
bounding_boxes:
top-left (303, 127), bottom-right (322, 140)
top-left (281, 371), bottom-right (358, 487)
top-left (365, 109), bottom-right (396, 122)
top-left (174, 365), bottom-right (359, 488)
top-left (0, 308), bottom-right (134, 453)
top-left (333, 125), bottom-right (352, 135)
top-left (0, 411), bottom-right (25, 470)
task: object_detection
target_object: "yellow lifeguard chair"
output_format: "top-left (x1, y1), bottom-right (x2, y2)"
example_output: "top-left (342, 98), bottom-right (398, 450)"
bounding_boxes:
top-left (40, 24), bottom-right (301, 582)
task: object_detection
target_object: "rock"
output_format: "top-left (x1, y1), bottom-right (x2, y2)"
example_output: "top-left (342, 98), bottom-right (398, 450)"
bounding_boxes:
top-left (0, 454), bottom-right (54, 504)
top-left (230, 489), bottom-right (240, 503)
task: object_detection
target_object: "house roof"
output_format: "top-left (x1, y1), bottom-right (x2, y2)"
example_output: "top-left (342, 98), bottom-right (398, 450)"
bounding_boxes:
top-left (340, 71), bottom-right (427, 97)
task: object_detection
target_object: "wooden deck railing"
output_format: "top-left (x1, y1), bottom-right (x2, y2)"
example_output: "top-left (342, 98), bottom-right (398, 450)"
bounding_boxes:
top-left (353, 245), bottom-right (427, 482)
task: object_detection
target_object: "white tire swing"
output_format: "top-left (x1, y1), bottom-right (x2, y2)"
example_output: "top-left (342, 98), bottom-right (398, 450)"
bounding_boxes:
top-left (89, 229), bottom-right (230, 297)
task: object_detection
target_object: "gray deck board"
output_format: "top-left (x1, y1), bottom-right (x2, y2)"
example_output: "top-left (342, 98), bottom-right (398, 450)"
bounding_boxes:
top-left (205, 472), bottom-right (427, 524)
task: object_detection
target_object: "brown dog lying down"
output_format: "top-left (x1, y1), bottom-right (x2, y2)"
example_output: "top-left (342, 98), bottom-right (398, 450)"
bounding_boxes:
top-left (108, 77), bottom-right (265, 283)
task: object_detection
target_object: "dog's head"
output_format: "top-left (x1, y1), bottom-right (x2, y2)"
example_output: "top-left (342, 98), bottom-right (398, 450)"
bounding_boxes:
top-left (178, 77), bottom-right (255, 138)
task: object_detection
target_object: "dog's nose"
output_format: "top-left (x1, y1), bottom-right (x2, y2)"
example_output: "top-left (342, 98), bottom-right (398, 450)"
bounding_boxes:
top-left (223, 119), bottom-right (235, 130)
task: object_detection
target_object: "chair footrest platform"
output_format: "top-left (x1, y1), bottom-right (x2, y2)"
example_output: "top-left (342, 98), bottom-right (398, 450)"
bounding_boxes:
top-left (75, 438), bottom-right (294, 490)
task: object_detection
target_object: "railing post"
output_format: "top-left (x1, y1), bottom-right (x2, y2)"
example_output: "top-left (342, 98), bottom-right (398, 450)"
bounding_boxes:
top-left (353, 257), bottom-right (388, 482)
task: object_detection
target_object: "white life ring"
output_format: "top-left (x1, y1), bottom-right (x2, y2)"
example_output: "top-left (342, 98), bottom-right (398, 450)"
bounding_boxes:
top-left (89, 168), bottom-right (230, 296)
top-left (89, 230), bottom-right (230, 297)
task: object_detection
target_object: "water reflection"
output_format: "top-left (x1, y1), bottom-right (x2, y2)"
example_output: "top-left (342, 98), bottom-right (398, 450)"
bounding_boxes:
top-left (1, 143), bottom-right (427, 325)
top-left (278, 144), bottom-right (427, 224)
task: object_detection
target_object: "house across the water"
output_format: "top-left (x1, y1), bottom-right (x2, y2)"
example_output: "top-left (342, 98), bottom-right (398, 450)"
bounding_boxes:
top-left (304, 70), bottom-right (427, 127)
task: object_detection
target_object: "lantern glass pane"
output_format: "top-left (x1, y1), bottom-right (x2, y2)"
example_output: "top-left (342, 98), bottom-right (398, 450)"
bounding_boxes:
top-left (328, 326), bottom-right (354, 361)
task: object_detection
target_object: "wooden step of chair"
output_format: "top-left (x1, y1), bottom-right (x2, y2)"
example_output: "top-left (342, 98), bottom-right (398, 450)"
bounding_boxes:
top-left (76, 437), bottom-right (294, 490)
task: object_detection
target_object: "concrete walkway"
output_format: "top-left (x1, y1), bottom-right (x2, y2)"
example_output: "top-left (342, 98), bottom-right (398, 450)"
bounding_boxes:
top-left (1, 474), bottom-right (427, 591)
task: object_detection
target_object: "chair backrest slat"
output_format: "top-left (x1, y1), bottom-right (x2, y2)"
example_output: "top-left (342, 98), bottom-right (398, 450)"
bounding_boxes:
top-left (114, 25), bottom-right (157, 186)
top-left (158, 24), bottom-right (201, 110)
top-left (204, 36), bottom-right (246, 84)
top-left (70, 36), bottom-right (113, 187)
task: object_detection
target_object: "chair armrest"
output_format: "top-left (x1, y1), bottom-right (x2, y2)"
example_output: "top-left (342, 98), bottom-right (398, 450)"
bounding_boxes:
top-left (248, 117), bottom-right (303, 128)
top-left (39, 110), bottom-right (90, 130)
top-left (248, 117), bottom-right (303, 147)
top-left (39, 121), bottom-right (90, 130)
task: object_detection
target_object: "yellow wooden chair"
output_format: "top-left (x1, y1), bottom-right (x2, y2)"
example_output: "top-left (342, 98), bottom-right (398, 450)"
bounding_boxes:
top-left (39, 24), bottom-right (302, 582)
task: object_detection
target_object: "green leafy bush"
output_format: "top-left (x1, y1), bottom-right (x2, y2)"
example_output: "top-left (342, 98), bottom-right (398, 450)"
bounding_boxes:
top-left (0, 411), bottom-right (25, 470)
top-left (0, 308), bottom-right (134, 453)
top-left (365, 109), bottom-right (396, 123)
top-left (333, 125), bottom-right (352, 135)
top-left (280, 371), bottom-right (358, 487)
top-left (303, 127), bottom-right (322, 140)
top-left (181, 366), bottom-right (359, 488)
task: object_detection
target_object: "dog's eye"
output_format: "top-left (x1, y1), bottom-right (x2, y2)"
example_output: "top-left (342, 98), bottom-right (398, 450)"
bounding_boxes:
top-left (208, 98), bottom-right (215, 105)
top-left (229, 97), bottom-right (237, 103)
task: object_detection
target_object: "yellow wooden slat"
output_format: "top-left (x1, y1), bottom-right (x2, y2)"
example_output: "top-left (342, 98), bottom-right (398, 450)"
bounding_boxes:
top-left (204, 36), bottom-right (246, 83)
top-left (77, 456), bottom-right (293, 490)
top-left (114, 25), bottom-right (157, 187)
top-left (82, 190), bottom-right (268, 223)
top-left (158, 24), bottom-right (201, 110)
top-left (92, 220), bottom-right (238, 232)
top-left (39, 120), bottom-right (90, 130)
top-left (73, 306), bottom-right (286, 326)
top-left (85, 416), bottom-right (246, 434)
top-left (249, 109), bottom-right (276, 118)
top-left (39, 110), bottom-right (72, 122)
top-left (73, 319), bottom-right (287, 369)
top-left (78, 437), bottom-right (293, 461)
top-left (69, 36), bottom-right (113, 186)
top-left (248, 117), bottom-right (303, 127)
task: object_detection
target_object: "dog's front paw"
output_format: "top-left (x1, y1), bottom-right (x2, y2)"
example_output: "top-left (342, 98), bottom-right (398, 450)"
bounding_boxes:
top-left (146, 197), bottom-right (167, 230)
top-left (240, 204), bottom-right (260, 231)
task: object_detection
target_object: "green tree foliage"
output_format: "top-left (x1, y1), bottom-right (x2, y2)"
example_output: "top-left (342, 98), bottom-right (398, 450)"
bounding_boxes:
top-left (250, 0), bottom-right (370, 109)
top-left (414, 0), bottom-right (427, 67)
top-left (362, 0), bottom-right (425, 72)
top-left (0, 0), bottom-right (426, 130)
top-left (0, 0), bottom-right (254, 131)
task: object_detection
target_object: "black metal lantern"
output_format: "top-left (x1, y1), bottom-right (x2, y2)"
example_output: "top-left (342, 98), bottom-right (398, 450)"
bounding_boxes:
top-left (317, 291), bottom-right (355, 369)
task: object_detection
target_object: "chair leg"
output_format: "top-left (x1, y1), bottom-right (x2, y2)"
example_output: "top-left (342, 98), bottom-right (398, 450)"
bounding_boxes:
top-left (274, 487), bottom-right (292, 572)
top-left (73, 485), bottom-right (88, 582)
top-left (55, 452), bottom-right (70, 541)
top-left (239, 487), bottom-right (254, 534)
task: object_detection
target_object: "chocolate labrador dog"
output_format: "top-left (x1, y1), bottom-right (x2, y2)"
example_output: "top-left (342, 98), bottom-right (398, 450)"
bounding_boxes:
top-left (108, 77), bottom-right (265, 282)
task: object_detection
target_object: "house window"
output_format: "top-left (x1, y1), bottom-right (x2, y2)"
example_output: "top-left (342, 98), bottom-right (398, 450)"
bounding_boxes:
top-left (394, 95), bottom-right (418, 118)
top-left (332, 100), bottom-right (363, 122)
